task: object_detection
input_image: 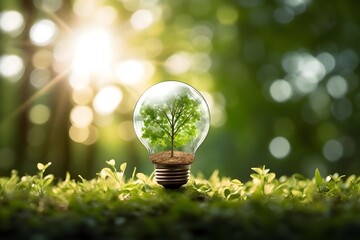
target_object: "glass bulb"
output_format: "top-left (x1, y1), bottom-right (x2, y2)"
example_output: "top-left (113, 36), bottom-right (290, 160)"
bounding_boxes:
top-left (133, 81), bottom-right (210, 189)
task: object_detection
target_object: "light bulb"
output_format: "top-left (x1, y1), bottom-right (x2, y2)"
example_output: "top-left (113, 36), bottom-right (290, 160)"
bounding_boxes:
top-left (133, 81), bottom-right (210, 189)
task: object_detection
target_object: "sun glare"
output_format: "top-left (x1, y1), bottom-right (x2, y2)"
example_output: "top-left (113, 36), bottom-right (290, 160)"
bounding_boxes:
top-left (72, 28), bottom-right (112, 77)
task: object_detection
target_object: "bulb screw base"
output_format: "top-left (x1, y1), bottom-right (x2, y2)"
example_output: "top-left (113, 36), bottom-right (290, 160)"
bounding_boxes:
top-left (154, 164), bottom-right (190, 189)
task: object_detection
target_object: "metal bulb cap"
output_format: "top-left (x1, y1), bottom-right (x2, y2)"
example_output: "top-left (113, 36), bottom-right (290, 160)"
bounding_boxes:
top-left (154, 164), bottom-right (190, 189)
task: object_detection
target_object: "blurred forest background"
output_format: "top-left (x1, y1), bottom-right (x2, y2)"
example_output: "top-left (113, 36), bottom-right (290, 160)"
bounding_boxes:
top-left (0, 0), bottom-right (359, 180)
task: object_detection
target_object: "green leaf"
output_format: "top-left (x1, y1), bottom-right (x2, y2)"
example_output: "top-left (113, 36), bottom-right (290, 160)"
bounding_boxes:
top-left (43, 174), bottom-right (54, 187)
top-left (251, 167), bottom-right (263, 175)
top-left (230, 179), bottom-right (242, 185)
top-left (36, 163), bottom-right (44, 171)
top-left (267, 173), bottom-right (276, 183)
top-left (315, 168), bottom-right (323, 188)
top-left (250, 173), bottom-right (259, 180)
top-left (136, 173), bottom-right (148, 182)
top-left (101, 168), bottom-right (115, 180)
top-left (120, 162), bottom-right (127, 173)
top-left (291, 189), bottom-right (303, 197)
top-left (37, 162), bottom-right (52, 173)
top-left (106, 159), bottom-right (116, 167)
top-left (264, 184), bottom-right (274, 195)
top-left (37, 163), bottom-right (44, 171)
top-left (131, 167), bottom-right (137, 181)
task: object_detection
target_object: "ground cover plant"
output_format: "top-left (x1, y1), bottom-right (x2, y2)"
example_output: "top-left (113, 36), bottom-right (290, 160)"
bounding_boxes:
top-left (1, 161), bottom-right (360, 239)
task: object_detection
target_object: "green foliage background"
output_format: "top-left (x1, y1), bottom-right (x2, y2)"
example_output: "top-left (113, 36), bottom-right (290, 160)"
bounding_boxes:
top-left (0, 0), bottom-right (359, 180)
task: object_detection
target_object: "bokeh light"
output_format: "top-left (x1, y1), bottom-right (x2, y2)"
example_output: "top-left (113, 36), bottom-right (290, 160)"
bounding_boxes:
top-left (30, 68), bottom-right (51, 88)
top-left (269, 136), bottom-right (291, 159)
top-left (69, 125), bottom-right (89, 143)
top-left (118, 121), bottom-right (136, 141)
top-left (29, 104), bottom-right (51, 125)
top-left (72, 87), bottom-right (94, 105)
top-left (0, 10), bottom-right (24, 36)
top-left (326, 75), bottom-right (348, 99)
top-left (191, 25), bottom-right (213, 52)
top-left (317, 52), bottom-right (335, 74)
top-left (70, 105), bottom-right (93, 128)
top-left (269, 79), bottom-right (293, 102)
top-left (73, 0), bottom-right (96, 17)
top-left (69, 124), bottom-right (99, 145)
top-left (115, 59), bottom-right (153, 85)
top-left (323, 140), bottom-right (343, 162)
top-left (165, 52), bottom-right (192, 75)
top-left (32, 50), bottom-right (53, 69)
top-left (30, 19), bottom-right (58, 46)
top-left (34, 0), bottom-right (63, 12)
top-left (191, 53), bottom-right (212, 73)
top-left (93, 86), bottom-right (123, 115)
top-left (0, 54), bottom-right (24, 82)
top-left (130, 9), bottom-right (154, 30)
top-left (216, 5), bottom-right (239, 25)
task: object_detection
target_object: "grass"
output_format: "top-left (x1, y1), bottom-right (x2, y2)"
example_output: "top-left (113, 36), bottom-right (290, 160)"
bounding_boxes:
top-left (1, 161), bottom-right (360, 239)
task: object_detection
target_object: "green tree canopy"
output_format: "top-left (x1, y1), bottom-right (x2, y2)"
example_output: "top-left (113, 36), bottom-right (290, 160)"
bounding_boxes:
top-left (140, 90), bottom-right (201, 157)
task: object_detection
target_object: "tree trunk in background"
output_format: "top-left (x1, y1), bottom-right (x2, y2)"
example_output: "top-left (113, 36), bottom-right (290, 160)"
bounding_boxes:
top-left (48, 81), bottom-right (72, 178)
top-left (47, 1), bottom-right (73, 178)
top-left (15, 1), bottom-right (36, 174)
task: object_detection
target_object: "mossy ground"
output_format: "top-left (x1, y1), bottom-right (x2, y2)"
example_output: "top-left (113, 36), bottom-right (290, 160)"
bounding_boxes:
top-left (1, 161), bottom-right (360, 239)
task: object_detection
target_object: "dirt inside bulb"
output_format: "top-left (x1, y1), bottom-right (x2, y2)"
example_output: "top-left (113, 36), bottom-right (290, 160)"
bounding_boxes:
top-left (149, 151), bottom-right (194, 165)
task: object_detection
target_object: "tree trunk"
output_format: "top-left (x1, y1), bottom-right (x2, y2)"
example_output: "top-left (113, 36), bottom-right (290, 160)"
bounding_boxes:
top-left (171, 136), bottom-right (174, 158)
top-left (171, 124), bottom-right (174, 157)
top-left (170, 119), bottom-right (175, 157)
